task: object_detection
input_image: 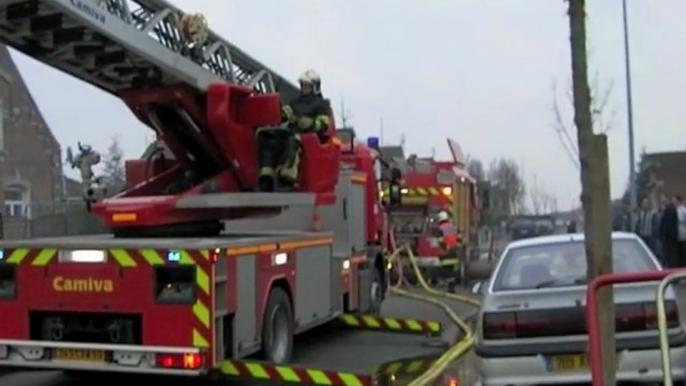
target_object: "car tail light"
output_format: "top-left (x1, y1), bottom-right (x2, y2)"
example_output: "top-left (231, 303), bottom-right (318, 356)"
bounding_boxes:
top-left (156, 353), bottom-right (203, 369)
top-left (616, 301), bottom-right (679, 332)
top-left (0, 265), bottom-right (16, 299)
top-left (483, 301), bottom-right (680, 340)
top-left (482, 312), bottom-right (518, 339)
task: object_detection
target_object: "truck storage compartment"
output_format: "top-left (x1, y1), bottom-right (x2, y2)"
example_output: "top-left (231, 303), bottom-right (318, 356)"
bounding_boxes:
top-left (30, 311), bottom-right (142, 344)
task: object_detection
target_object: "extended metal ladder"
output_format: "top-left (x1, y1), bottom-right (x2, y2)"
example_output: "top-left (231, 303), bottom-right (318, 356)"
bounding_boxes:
top-left (0, 0), bottom-right (299, 99)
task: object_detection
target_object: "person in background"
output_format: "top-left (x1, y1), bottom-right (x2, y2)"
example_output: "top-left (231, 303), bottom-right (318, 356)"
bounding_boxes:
top-left (676, 195), bottom-right (686, 263)
top-left (652, 195), bottom-right (666, 263)
top-left (660, 194), bottom-right (679, 268)
top-left (612, 203), bottom-right (629, 231)
top-left (635, 198), bottom-right (657, 255)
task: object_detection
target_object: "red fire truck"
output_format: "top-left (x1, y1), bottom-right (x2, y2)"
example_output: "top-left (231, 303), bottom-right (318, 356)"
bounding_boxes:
top-left (383, 139), bottom-right (479, 287)
top-left (0, 1), bottom-right (435, 384)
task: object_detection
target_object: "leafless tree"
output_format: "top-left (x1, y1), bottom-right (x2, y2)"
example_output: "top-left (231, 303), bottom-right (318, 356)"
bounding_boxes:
top-left (466, 158), bottom-right (486, 182)
top-left (528, 173), bottom-right (560, 215)
top-left (541, 193), bottom-right (558, 214)
top-left (566, 1), bottom-right (616, 381)
top-left (102, 134), bottom-right (125, 186)
top-left (487, 158), bottom-right (526, 215)
top-left (529, 174), bottom-right (543, 215)
top-left (552, 72), bottom-right (617, 171)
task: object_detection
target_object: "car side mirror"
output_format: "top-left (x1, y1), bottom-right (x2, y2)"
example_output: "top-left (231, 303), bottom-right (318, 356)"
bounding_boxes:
top-left (471, 281), bottom-right (483, 294)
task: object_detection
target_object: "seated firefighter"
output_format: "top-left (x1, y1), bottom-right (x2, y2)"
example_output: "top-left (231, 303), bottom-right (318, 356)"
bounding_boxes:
top-left (257, 69), bottom-right (332, 192)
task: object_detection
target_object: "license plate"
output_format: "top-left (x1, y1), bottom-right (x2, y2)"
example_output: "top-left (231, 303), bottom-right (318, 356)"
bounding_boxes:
top-left (551, 354), bottom-right (588, 372)
top-left (54, 348), bottom-right (105, 362)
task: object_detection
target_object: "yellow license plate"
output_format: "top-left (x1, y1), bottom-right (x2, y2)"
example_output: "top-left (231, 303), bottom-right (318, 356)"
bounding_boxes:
top-left (54, 348), bottom-right (105, 362)
top-left (551, 354), bottom-right (588, 372)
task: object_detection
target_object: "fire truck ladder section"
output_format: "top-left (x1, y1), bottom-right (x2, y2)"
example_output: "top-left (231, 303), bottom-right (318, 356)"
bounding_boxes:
top-left (0, 0), bottom-right (299, 98)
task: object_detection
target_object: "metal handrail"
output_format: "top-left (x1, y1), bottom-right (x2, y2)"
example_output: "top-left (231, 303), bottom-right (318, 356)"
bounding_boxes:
top-left (586, 269), bottom-right (679, 386)
top-left (655, 270), bottom-right (686, 386)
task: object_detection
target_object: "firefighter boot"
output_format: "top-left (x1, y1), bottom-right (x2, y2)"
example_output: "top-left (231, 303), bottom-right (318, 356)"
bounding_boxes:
top-left (258, 167), bottom-right (275, 192)
top-left (276, 142), bottom-right (301, 192)
top-left (277, 177), bottom-right (295, 192)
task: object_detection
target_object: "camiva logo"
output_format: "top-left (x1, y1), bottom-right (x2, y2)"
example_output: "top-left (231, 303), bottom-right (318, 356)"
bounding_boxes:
top-left (52, 276), bottom-right (114, 292)
top-left (69, 0), bottom-right (106, 24)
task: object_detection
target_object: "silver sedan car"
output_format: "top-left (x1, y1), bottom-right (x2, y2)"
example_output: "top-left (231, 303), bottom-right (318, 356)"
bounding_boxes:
top-left (474, 232), bottom-right (686, 386)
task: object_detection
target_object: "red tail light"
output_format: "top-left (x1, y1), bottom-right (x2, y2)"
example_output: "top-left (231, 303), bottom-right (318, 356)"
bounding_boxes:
top-left (616, 300), bottom-right (679, 332)
top-left (156, 353), bottom-right (204, 369)
top-left (482, 301), bottom-right (680, 340)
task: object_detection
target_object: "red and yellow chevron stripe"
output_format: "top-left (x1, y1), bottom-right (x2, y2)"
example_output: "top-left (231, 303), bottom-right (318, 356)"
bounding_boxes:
top-left (220, 360), bottom-right (377, 386)
top-left (2, 247), bottom-right (213, 354)
top-left (339, 314), bottom-right (442, 336)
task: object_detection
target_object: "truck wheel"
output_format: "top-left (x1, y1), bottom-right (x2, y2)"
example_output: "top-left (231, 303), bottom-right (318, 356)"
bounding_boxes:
top-left (261, 287), bottom-right (294, 364)
top-left (368, 267), bottom-right (384, 314)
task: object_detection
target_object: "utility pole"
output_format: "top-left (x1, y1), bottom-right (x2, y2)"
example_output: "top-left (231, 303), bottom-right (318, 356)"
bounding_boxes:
top-left (622, 0), bottom-right (637, 225)
top-left (567, 1), bottom-right (615, 385)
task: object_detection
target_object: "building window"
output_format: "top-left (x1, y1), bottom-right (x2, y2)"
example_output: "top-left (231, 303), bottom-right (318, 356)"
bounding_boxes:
top-left (4, 185), bottom-right (29, 218)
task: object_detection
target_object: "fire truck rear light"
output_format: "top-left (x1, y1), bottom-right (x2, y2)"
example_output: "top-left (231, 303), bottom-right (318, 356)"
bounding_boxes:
top-left (59, 250), bottom-right (106, 263)
top-left (156, 353), bottom-right (203, 369)
top-left (210, 248), bottom-right (220, 263)
top-left (0, 265), bottom-right (16, 299)
top-left (441, 187), bottom-right (452, 195)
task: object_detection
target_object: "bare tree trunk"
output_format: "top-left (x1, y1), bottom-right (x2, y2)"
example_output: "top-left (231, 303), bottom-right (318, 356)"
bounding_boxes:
top-left (567, 1), bottom-right (616, 385)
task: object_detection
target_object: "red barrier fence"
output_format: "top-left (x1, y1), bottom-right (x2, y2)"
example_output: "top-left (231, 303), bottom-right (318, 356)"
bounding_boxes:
top-left (586, 269), bottom-right (679, 386)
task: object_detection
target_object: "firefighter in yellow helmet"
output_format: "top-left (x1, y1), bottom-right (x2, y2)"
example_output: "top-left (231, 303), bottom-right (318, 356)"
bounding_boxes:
top-left (435, 211), bottom-right (459, 251)
top-left (257, 69), bottom-right (332, 191)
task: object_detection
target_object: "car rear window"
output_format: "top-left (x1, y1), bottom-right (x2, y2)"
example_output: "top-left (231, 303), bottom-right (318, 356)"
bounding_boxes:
top-left (493, 239), bottom-right (657, 291)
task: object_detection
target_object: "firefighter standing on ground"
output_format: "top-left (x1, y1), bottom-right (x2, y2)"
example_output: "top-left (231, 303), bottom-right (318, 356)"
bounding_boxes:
top-left (435, 211), bottom-right (459, 251)
top-left (434, 211), bottom-right (462, 287)
top-left (257, 69), bottom-right (331, 191)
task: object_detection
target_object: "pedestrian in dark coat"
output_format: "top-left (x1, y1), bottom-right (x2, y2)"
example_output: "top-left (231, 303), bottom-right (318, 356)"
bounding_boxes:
top-left (660, 194), bottom-right (679, 268)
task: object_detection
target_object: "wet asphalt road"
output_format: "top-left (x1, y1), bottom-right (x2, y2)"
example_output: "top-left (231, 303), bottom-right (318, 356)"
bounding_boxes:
top-left (0, 290), bottom-right (479, 386)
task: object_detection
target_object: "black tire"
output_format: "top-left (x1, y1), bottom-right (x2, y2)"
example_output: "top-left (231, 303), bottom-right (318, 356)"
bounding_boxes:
top-left (367, 267), bottom-right (384, 314)
top-left (260, 287), bottom-right (294, 364)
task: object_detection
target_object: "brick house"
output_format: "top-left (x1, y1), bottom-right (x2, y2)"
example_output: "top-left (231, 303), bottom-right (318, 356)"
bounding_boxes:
top-left (0, 45), bottom-right (67, 237)
top-left (643, 151), bottom-right (686, 201)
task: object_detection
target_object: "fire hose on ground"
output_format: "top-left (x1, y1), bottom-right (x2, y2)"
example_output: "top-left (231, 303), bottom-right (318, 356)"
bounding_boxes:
top-left (384, 232), bottom-right (481, 386)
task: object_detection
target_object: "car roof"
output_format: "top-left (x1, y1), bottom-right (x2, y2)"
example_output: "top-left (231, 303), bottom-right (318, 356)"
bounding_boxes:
top-left (506, 231), bottom-right (638, 249)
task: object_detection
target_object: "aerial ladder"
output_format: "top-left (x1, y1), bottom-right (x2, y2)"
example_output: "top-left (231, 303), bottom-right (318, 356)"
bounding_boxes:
top-left (0, 0), bottom-right (342, 237)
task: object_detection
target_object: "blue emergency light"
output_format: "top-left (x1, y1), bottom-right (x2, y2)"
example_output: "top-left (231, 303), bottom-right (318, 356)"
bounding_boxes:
top-left (167, 251), bottom-right (181, 262)
top-left (367, 136), bottom-right (379, 150)
top-left (0, 250), bottom-right (4, 260)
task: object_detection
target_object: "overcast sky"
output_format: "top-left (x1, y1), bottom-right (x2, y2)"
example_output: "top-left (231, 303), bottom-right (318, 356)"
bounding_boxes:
top-left (10, 0), bottom-right (686, 210)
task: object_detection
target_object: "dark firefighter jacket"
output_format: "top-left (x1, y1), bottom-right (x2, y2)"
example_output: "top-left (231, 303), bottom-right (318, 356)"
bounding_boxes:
top-left (282, 94), bottom-right (331, 133)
